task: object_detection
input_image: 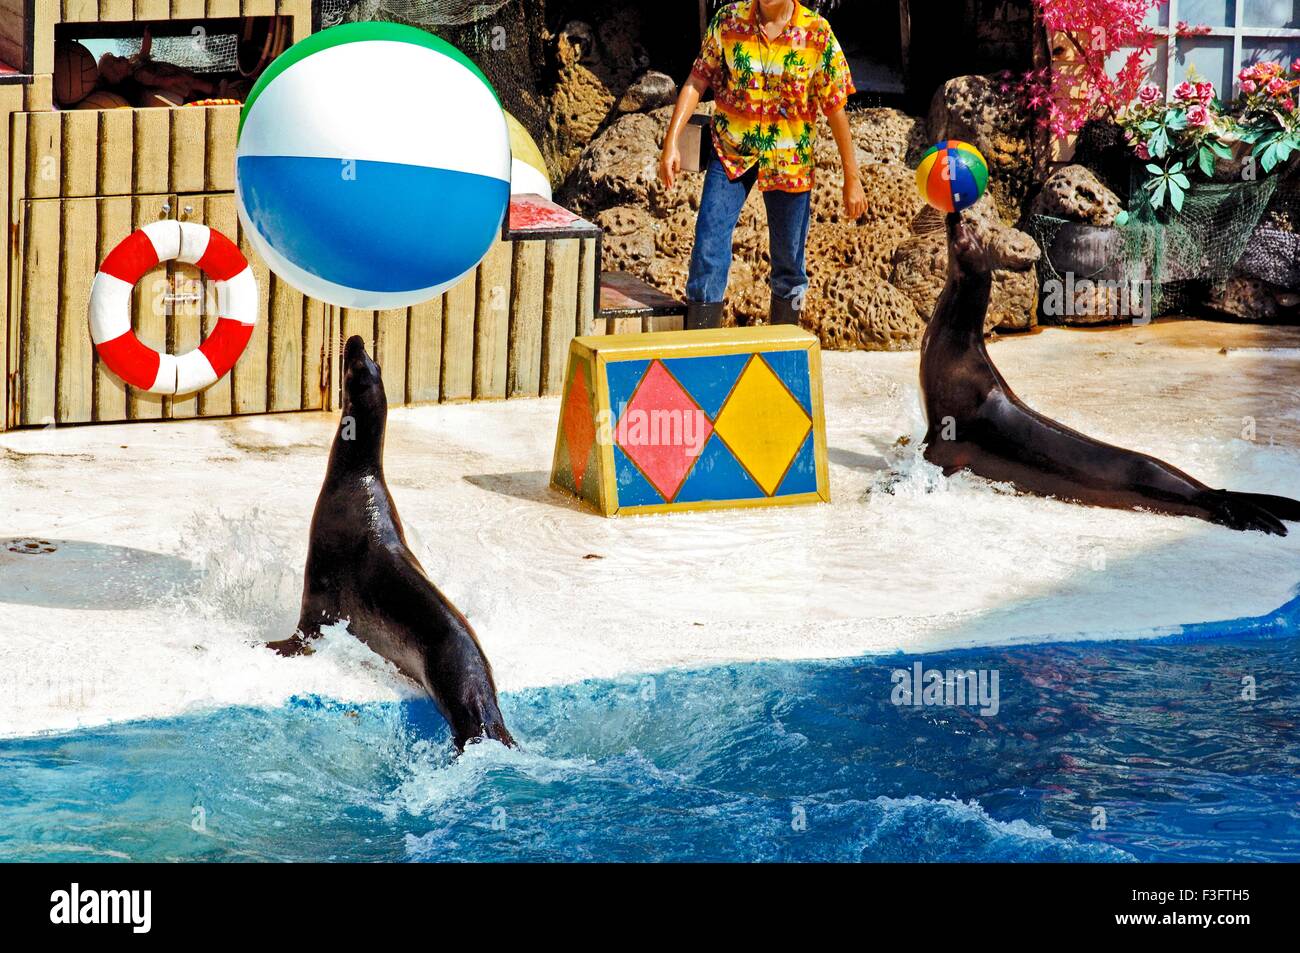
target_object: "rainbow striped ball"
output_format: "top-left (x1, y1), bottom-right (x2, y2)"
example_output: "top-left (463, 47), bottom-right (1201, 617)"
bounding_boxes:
top-left (915, 140), bottom-right (989, 214)
top-left (235, 23), bottom-right (511, 310)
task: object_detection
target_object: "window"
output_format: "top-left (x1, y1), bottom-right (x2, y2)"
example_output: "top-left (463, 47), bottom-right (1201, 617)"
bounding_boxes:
top-left (1108, 0), bottom-right (1300, 96)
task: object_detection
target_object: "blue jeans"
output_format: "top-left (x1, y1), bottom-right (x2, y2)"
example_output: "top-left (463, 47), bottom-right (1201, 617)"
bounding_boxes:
top-left (686, 155), bottom-right (812, 305)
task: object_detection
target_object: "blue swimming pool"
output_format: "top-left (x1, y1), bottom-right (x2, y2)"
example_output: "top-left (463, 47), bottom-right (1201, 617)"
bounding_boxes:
top-left (2, 617), bottom-right (1297, 862)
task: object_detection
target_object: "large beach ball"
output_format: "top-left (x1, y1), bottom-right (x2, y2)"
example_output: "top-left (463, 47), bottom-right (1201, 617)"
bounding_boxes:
top-left (506, 112), bottom-right (552, 200)
top-left (916, 140), bottom-right (989, 213)
top-left (235, 23), bottom-right (511, 309)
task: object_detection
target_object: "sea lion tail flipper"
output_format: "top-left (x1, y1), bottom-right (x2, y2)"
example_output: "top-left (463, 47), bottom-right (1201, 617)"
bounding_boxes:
top-left (442, 681), bottom-right (517, 751)
top-left (1231, 492), bottom-right (1300, 524)
top-left (1204, 490), bottom-right (1288, 536)
top-left (453, 694), bottom-right (517, 751)
top-left (477, 720), bottom-right (516, 750)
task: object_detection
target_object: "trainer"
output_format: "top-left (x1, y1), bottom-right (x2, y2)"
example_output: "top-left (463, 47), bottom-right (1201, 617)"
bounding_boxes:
top-left (660, 0), bottom-right (864, 329)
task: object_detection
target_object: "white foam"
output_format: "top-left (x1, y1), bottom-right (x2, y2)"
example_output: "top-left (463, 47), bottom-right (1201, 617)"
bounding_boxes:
top-left (2, 323), bottom-right (1298, 737)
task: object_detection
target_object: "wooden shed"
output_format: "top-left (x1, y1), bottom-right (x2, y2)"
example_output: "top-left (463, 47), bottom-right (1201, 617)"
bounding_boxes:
top-left (0, 1), bottom-right (603, 431)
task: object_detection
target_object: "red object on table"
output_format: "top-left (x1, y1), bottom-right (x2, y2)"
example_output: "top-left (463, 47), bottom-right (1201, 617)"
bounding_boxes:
top-left (507, 193), bottom-right (585, 234)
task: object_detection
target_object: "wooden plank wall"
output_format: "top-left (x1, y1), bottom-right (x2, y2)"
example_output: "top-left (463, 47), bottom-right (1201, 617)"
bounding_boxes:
top-left (4, 72), bottom-right (598, 427)
top-left (11, 105), bottom-right (239, 202)
top-left (12, 191), bottom-right (335, 426)
top-left (9, 201), bottom-right (596, 427)
top-left (0, 83), bottom-right (21, 430)
top-left (51, 0), bottom-right (308, 23)
top-left (329, 232), bottom-right (591, 411)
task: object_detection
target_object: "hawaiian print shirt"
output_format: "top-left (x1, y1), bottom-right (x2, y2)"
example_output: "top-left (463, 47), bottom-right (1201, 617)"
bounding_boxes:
top-left (691, 1), bottom-right (855, 193)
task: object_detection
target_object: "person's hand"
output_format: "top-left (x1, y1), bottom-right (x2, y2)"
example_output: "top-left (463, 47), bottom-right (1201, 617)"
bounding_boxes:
top-left (843, 175), bottom-right (866, 220)
top-left (659, 141), bottom-right (682, 190)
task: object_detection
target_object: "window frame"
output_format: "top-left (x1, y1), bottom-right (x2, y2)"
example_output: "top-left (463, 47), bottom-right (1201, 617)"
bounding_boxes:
top-left (1147, 0), bottom-right (1300, 96)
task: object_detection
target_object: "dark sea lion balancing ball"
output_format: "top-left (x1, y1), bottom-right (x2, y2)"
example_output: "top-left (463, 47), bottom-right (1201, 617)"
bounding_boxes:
top-left (919, 211), bottom-right (1300, 535)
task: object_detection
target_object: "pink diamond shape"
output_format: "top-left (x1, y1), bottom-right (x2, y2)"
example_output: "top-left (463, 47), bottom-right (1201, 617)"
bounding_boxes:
top-left (562, 361), bottom-right (596, 491)
top-left (615, 361), bottom-right (712, 500)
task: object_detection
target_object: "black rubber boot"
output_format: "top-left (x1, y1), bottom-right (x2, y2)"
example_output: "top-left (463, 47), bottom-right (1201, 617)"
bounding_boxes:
top-left (769, 294), bottom-right (802, 326)
top-left (684, 301), bottom-right (725, 330)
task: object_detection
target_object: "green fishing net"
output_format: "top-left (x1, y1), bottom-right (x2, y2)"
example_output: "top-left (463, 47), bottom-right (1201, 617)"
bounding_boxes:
top-left (319, 0), bottom-right (548, 144)
top-left (1029, 173), bottom-right (1282, 320)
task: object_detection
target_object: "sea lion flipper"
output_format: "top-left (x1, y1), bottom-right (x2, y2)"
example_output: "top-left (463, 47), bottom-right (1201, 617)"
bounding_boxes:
top-left (266, 634), bottom-right (315, 657)
top-left (1203, 490), bottom-right (1289, 536)
top-left (267, 616), bottom-right (325, 657)
top-left (1230, 492), bottom-right (1300, 524)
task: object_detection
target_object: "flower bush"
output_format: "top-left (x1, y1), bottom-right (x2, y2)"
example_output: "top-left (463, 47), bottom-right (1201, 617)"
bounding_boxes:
top-left (1117, 80), bottom-right (1234, 209)
top-left (1116, 62), bottom-right (1300, 212)
top-left (1235, 60), bottom-right (1300, 174)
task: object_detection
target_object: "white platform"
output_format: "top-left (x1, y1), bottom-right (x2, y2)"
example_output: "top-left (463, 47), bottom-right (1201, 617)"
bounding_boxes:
top-left (2, 321), bottom-right (1298, 737)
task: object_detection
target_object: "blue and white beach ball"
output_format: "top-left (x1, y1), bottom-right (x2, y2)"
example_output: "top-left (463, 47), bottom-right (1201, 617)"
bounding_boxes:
top-left (235, 23), bottom-right (511, 309)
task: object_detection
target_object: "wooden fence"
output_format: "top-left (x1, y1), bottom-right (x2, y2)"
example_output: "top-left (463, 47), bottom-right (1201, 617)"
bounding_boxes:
top-left (1, 2), bottom-right (603, 430)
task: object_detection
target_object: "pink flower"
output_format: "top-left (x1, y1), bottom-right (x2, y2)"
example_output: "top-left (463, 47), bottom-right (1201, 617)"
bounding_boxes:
top-left (1135, 142), bottom-right (1151, 160)
top-left (1286, 98), bottom-right (1297, 111)
top-left (1267, 77), bottom-right (1288, 95)
top-left (1196, 82), bottom-right (1216, 102)
top-left (1293, 58), bottom-right (1300, 73)
top-left (1137, 83), bottom-right (1162, 105)
top-left (1186, 103), bottom-right (1211, 127)
top-left (1173, 80), bottom-right (1197, 101)
top-left (1241, 79), bottom-right (1257, 94)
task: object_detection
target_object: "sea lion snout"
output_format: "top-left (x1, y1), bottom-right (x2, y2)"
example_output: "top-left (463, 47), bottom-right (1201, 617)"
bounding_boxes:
top-left (945, 212), bottom-right (987, 274)
top-left (343, 336), bottom-right (382, 387)
top-left (945, 212), bottom-right (1040, 275)
top-left (341, 336), bottom-right (385, 423)
top-left (344, 335), bottom-right (374, 371)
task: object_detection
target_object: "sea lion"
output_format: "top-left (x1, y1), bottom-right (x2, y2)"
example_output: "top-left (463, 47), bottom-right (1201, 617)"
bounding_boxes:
top-left (269, 336), bottom-right (515, 749)
top-left (920, 212), bottom-right (1300, 535)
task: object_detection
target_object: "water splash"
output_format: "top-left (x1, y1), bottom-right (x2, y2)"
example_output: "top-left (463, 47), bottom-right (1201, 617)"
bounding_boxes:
top-left (177, 508), bottom-right (302, 638)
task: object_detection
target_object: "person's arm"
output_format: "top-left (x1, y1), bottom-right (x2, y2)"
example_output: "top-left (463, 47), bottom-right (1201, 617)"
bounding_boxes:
top-left (827, 106), bottom-right (866, 220)
top-left (659, 74), bottom-right (708, 190)
top-left (661, 11), bottom-right (724, 190)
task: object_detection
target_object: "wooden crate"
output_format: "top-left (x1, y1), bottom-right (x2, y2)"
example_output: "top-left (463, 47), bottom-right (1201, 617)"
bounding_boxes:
top-left (1, 5), bottom-right (603, 430)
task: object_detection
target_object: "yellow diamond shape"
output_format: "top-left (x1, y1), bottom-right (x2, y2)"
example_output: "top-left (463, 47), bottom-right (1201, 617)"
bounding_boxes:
top-left (713, 355), bottom-right (812, 496)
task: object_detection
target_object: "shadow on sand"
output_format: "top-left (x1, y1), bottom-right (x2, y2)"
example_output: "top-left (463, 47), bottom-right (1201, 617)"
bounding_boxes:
top-left (463, 470), bottom-right (578, 508)
top-left (0, 539), bottom-right (199, 610)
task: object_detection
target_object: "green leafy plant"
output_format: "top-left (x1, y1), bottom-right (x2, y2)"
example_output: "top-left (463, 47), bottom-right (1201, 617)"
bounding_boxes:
top-left (1142, 160), bottom-right (1191, 211)
top-left (1118, 79), bottom-right (1230, 210)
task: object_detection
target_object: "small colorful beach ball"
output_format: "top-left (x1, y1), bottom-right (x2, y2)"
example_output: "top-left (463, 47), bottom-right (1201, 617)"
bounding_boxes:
top-left (916, 140), bottom-right (989, 213)
top-left (235, 23), bottom-right (511, 309)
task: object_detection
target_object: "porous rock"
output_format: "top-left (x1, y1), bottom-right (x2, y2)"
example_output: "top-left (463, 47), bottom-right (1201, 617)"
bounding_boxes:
top-left (1030, 165), bottom-right (1124, 226)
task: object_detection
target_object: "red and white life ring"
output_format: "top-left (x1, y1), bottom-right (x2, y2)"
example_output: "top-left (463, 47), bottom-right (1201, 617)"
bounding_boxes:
top-left (89, 222), bottom-right (258, 395)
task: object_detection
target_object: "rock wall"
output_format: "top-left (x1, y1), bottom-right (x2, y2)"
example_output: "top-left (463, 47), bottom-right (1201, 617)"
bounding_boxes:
top-left (561, 74), bottom-right (1041, 350)
top-left (544, 13), bottom-right (658, 186)
top-left (927, 74), bottom-right (1034, 222)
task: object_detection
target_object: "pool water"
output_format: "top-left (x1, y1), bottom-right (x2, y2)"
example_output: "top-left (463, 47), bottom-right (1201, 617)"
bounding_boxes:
top-left (2, 619), bottom-right (1297, 863)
